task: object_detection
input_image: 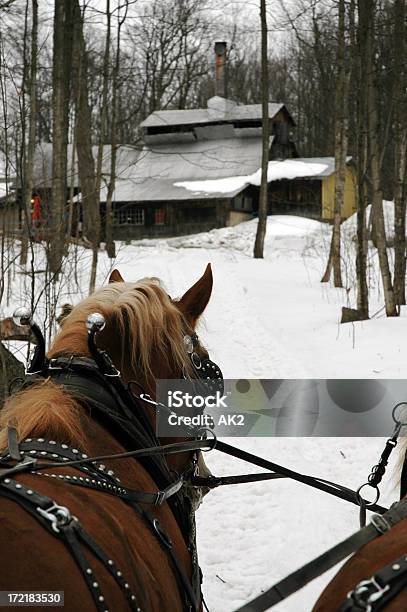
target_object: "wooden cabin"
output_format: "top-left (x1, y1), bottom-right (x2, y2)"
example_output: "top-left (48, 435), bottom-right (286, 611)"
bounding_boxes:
top-left (267, 157), bottom-right (357, 221)
top-left (24, 95), bottom-right (297, 240)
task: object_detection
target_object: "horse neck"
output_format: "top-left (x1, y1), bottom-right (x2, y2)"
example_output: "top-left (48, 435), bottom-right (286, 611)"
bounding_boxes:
top-left (0, 380), bottom-right (117, 454)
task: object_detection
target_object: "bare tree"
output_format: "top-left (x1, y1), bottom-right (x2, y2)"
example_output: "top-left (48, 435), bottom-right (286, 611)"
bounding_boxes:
top-left (20, 0), bottom-right (38, 266)
top-left (253, 0), bottom-right (269, 259)
top-left (393, 0), bottom-right (407, 308)
top-left (355, 0), bottom-right (369, 319)
top-left (49, 0), bottom-right (73, 275)
top-left (94, 0), bottom-right (112, 259)
top-left (72, 0), bottom-right (100, 294)
top-left (365, 0), bottom-right (397, 317)
top-left (321, 0), bottom-right (349, 287)
top-left (104, 1), bottom-right (130, 260)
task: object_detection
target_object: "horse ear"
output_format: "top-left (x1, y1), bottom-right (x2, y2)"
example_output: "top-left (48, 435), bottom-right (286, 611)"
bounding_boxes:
top-left (109, 269), bottom-right (124, 283)
top-left (177, 264), bottom-right (213, 325)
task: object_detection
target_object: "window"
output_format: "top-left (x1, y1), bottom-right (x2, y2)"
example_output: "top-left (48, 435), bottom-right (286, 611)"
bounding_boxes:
top-left (155, 208), bottom-right (166, 225)
top-left (243, 196), bottom-right (252, 211)
top-left (234, 195), bottom-right (252, 212)
top-left (115, 206), bottom-right (144, 225)
top-left (235, 195), bottom-right (243, 210)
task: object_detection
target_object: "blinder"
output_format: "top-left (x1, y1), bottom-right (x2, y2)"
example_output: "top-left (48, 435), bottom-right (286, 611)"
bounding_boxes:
top-left (183, 332), bottom-right (224, 395)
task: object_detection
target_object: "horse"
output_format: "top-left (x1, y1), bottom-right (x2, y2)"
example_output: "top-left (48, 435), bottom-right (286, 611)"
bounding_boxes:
top-left (313, 446), bottom-right (407, 612)
top-left (0, 264), bottom-right (217, 612)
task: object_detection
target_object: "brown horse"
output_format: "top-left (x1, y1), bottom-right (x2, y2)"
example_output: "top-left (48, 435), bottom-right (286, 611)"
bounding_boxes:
top-left (0, 264), bottom-right (215, 612)
top-left (313, 452), bottom-right (407, 612)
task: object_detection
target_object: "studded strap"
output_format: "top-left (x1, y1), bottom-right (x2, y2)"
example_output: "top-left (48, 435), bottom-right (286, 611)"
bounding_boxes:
top-left (0, 477), bottom-right (141, 611)
top-left (0, 438), bottom-right (184, 507)
top-left (341, 552), bottom-right (407, 611)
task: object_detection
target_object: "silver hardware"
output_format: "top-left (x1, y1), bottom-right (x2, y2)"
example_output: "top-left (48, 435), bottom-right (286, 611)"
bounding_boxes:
top-left (36, 503), bottom-right (73, 533)
top-left (191, 352), bottom-right (201, 369)
top-left (86, 312), bottom-right (106, 333)
top-left (13, 307), bottom-right (32, 327)
top-left (183, 335), bottom-right (194, 354)
top-left (349, 576), bottom-right (390, 609)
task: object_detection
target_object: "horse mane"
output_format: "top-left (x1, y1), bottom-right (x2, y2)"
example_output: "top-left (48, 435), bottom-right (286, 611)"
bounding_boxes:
top-left (0, 381), bottom-right (88, 451)
top-left (50, 278), bottom-right (194, 383)
top-left (0, 278), bottom-right (194, 451)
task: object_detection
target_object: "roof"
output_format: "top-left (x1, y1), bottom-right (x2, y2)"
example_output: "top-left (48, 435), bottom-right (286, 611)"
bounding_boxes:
top-left (32, 143), bottom-right (142, 189)
top-left (141, 96), bottom-right (293, 129)
top-left (172, 157), bottom-right (354, 198)
top-left (286, 157), bottom-right (353, 178)
top-left (98, 177), bottom-right (245, 203)
top-left (66, 137), bottom-right (272, 202)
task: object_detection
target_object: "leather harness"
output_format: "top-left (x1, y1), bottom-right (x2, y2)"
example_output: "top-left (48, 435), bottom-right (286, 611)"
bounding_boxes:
top-left (0, 323), bottom-right (224, 612)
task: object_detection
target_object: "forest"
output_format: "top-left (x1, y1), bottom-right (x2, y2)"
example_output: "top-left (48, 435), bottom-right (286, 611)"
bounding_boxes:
top-left (0, 0), bottom-right (406, 325)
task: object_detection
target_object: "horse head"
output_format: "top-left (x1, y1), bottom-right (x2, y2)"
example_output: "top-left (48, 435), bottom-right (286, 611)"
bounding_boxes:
top-left (48, 263), bottom-right (217, 476)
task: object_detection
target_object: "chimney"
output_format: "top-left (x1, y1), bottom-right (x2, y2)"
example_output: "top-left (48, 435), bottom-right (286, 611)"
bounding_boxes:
top-left (214, 41), bottom-right (227, 98)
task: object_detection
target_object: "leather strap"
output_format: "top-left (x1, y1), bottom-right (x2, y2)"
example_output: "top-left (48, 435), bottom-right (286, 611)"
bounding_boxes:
top-left (234, 499), bottom-right (407, 612)
top-left (339, 551), bottom-right (407, 611)
top-left (214, 441), bottom-right (388, 514)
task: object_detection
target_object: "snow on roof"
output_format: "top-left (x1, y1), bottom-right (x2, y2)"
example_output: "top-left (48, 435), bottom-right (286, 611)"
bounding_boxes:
top-left (174, 157), bottom-right (351, 196)
top-left (32, 143), bottom-right (142, 189)
top-left (96, 137), bottom-right (271, 201)
top-left (141, 97), bottom-right (291, 128)
top-left (32, 142), bottom-right (351, 204)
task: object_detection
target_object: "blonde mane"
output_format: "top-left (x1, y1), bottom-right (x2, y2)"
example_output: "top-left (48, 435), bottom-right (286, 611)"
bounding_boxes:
top-left (0, 278), bottom-right (194, 450)
top-left (50, 278), bottom-right (194, 387)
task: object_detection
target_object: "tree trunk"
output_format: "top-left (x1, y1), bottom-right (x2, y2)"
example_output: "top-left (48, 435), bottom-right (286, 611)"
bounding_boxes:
top-left (49, 1), bottom-right (73, 275)
top-left (72, 0), bottom-right (100, 294)
top-left (393, 0), bottom-right (407, 308)
top-left (20, 0), bottom-right (36, 266)
top-left (365, 1), bottom-right (397, 317)
top-left (95, 0), bottom-right (111, 254)
top-left (105, 2), bottom-right (128, 260)
top-left (321, 0), bottom-right (348, 287)
top-left (253, 0), bottom-right (269, 259)
top-left (356, 0), bottom-right (369, 318)
top-left (24, 0), bottom-right (38, 243)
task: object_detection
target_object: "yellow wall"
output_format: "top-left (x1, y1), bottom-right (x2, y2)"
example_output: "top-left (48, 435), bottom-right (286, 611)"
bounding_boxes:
top-left (227, 211), bottom-right (253, 226)
top-left (321, 165), bottom-right (357, 220)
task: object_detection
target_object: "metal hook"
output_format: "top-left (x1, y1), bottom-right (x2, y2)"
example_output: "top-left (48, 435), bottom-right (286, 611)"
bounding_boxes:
top-left (13, 307), bottom-right (46, 375)
top-left (86, 313), bottom-right (119, 376)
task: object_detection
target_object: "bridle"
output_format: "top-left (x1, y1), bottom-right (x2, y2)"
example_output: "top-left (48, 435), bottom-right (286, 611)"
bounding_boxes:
top-left (183, 332), bottom-right (224, 396)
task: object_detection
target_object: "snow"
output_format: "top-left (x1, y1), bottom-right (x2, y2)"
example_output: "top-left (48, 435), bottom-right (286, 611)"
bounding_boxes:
top-left (342, 199), bottom-right (399, 241)
top-left (174, 160), bottom-right (330, 196)
top-left (1, 209), bottom-right (405, 611)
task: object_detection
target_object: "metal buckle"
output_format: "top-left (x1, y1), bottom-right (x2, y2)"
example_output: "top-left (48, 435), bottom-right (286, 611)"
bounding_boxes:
top-left (36, 503), bottom-right (74, 533)
top-left (371, 513), bottom-right (391, 534)
top-left (139, 392), bottom-right (159, 407)
top-left (105, 369), bottom-right (121, 378)
top-left (155, 490), bottom-right (165, 506)
top-left (48, 357), bottom-right (74, 371)
top-left (349, 576), bottom-right (390, 610)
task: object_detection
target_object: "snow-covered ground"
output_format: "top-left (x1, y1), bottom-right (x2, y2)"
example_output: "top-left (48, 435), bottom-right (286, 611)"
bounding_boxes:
top-left (1, 209), bottom-right (406, 611)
